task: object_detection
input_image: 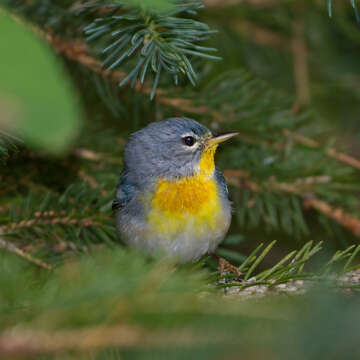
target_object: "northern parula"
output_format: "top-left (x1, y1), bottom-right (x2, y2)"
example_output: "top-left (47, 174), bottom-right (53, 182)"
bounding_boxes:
top-left (112, 117), bottom-right (238, 263)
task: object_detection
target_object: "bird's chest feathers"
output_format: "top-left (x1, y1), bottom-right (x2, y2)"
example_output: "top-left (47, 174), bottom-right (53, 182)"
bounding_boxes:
top-left (146, 146), bottom-right (226, 236)
top-left (152, 176), bottom-right (219, 215)
top-left (148, 176), bottom-right (221, 236)
top-left (147, 175), bottom-right (223, 236)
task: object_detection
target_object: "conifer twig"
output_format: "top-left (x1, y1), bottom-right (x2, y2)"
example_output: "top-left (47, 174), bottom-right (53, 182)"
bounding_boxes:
top-left (45, 33), bottom-right (224, 118)
top-left (224, 170), bottom-right (360, 237)
top-left (74, 147), bottom-right (123, 164)
top-left (283, 129), bottom-right (360, 170)
top-left (304, 196), bottom-right (360, 237)
top-left (0, 232), bottom-right (52, 270)
top-left (78, 169), bottom-right (108, 196)
top-left (223, 171), bottom-right (331, 195)
top-left (2, 215), bottom-right (100, 233)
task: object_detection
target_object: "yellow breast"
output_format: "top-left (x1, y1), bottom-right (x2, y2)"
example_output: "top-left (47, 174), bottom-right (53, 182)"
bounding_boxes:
top-left (146, 145), bottom-right (223, 236)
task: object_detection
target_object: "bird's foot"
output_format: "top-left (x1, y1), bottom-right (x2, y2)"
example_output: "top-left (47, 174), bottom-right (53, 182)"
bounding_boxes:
top-left (212, 254), bottom-right (241, 279)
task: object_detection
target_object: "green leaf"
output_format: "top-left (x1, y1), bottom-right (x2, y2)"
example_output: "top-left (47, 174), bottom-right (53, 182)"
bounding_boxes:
top-left (0, 9), bottom-right (82, 154)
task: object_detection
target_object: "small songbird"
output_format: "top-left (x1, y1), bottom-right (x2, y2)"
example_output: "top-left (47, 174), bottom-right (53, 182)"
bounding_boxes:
top-left (112, 117), bottom-right (238, 264)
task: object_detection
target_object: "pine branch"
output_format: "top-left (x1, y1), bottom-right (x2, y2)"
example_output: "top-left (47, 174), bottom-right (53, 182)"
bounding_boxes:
top-left (219, 241), bottom-right (360, 295)
top-left (82, 0), bottom-right (220, 98)
top-left (304, 196), bottom-right (360, 238)
top-left (224, 170), bottom-right (360, 237)
top-left (48, 33), bottom-right (215, 114)
top-left (0, 184), bottom-right (116, 263)
top-left (223, 170), bottom-right (333, 195)
top-left (0, 131), bottom-right (20, 163)
top-left (74, 147), bottom-right (123, 164)
top-left (283, 129), bottom-right (360, 171)
top-left (78, 169), bottom-right (109, 196)
top-left (0, 233), bottom-right (52, 270)
top-left (2, 213), bottom-right (101, 233)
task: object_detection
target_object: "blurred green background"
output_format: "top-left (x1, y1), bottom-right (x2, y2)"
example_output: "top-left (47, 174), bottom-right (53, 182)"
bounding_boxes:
top-left (1, 1), bottom-right (360, 359)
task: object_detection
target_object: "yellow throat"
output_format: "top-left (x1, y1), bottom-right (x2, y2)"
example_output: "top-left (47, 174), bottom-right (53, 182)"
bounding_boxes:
top-left (147, 145), bottom-right (222, 235)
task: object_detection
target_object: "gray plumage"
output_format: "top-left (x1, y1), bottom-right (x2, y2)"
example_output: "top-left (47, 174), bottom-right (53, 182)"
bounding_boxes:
top-left (113, 117), bottom-right (234, 263)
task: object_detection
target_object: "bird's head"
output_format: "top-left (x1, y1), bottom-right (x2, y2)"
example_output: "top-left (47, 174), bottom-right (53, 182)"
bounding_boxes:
top-left (123, 117), bottom-right (238, 183)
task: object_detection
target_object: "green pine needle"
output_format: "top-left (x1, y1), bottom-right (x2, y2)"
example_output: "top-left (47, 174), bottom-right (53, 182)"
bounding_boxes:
top-left (84, 1), bottom-right (220, 98)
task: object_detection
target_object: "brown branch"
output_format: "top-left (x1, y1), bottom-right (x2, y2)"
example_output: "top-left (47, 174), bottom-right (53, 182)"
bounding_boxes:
top-left (304, 197), bottom-right (360, 237)
top-left (1, 214), bottom-right (100, 233)
top-left (0, 209), bottom-right (108, 267)
top-left (0, 232), bottom-right (52, 270)
top-left (0, 212), bottom-right (98, 269)
top-left (223, 169), bottom-right (259, 192)
top-left (74, 147), bottom-right (123, 164)
top-left (78, 169), bottom-right (108, 196)
top-left (74, 147), bottom-right (103, 161)
top-left (46, 34), bottom-right (221, 117)
top-left (283, 129), bottom-right (360, 170)
top-left (223, 171), bottom-right (331, 195)
top-left (224, 170), bottom-right (360, 237)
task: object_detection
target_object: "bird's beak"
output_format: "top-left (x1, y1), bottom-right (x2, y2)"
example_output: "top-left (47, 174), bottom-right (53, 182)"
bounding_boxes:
top-left (205, 132), bottom-right (239, 147)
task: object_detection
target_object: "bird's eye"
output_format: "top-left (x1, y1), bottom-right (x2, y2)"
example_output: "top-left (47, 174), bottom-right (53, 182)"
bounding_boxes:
top-left (182, 136), bottom-right (196, 147)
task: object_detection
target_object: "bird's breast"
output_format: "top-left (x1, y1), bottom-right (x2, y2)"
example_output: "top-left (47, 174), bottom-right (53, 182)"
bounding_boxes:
top-left (146, 174), bottom-right (228, 237)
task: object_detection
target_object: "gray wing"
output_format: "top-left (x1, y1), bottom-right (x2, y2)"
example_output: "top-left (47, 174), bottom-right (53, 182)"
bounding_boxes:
top-left (215, 167), bottom-right (229, 199)
top-left (112, 171), bottom-right (135, 211)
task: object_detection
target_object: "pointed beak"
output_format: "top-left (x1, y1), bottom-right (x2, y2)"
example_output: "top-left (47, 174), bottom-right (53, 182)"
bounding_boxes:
top-left (205, 132), bottom-right (239, 147)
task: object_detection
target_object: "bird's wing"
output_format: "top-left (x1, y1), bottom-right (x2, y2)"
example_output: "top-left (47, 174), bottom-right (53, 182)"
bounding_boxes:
top-left (215, 167), bottom-right (229, 199)
top-left (112, 172), bottom-right (135, 211)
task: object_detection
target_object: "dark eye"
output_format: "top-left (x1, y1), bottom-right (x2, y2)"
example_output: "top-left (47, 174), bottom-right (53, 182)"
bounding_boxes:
top-left (182, 136), bottom-right (196, 147)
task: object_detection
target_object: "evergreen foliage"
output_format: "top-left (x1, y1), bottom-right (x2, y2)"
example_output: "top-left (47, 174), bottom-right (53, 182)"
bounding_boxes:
top-left (84, 0), bottom-right (220, 98)
top-left (2, 0), bottom-right (360, 358)
top-left (0, 132), bottom-right (19, 162)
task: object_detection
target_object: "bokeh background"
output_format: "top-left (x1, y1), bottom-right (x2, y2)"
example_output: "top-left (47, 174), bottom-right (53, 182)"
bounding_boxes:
top-left (1, 0), bottom-right (360, 359)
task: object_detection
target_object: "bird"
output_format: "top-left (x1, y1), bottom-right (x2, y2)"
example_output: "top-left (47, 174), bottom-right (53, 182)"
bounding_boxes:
top-left (112, 117), bottom-right (238, 270)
